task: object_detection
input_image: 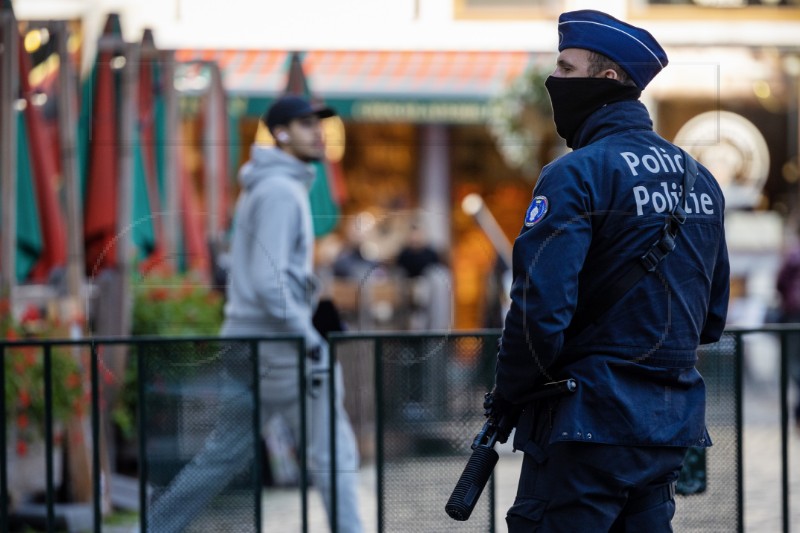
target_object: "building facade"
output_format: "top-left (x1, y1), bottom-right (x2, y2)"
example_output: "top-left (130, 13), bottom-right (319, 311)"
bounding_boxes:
top-left (14, 0), bottom-right (800, 328)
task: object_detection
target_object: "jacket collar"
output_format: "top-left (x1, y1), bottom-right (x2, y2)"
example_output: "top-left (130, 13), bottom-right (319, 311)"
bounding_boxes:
top-left (571, 100), bottom-right (653, 150)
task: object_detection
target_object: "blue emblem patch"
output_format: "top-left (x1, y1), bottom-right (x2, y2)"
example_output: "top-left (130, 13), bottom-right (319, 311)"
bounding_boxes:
top-left (524, 196), bottom-right (548, 227)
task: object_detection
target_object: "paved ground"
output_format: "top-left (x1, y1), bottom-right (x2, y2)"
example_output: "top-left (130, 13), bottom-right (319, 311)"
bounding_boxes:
top-left (740, 381), bottom-right (800, 532)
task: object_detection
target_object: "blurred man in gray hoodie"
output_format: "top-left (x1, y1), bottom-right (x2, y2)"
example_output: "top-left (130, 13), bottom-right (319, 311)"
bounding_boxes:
top-left (149, 95), bottom-right (364, 533)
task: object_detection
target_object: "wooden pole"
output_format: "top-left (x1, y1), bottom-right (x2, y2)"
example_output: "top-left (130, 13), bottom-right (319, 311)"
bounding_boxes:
top-left (162, 50), bottom-right (180, 270)
top-left (116, 40), bottom-right (137, 338)
top-left (53, 21), bottom-right (86, 310)
top-left (52, 19), bottom-right (95, 504)
top-left (205, 63), bottom-right (222, 245)
top-left (0, 4), bottom-right (18, 299)
top-left (89, 26), bottom-right (138, 513)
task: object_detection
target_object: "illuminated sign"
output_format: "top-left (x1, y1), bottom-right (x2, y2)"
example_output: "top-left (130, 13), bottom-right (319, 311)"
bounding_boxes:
top-left (351, 101), bottom-right (491, 124)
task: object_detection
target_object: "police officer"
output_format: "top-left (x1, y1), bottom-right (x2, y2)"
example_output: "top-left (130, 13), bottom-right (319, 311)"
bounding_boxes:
top-left (492, 10), bottom-right (730, 531)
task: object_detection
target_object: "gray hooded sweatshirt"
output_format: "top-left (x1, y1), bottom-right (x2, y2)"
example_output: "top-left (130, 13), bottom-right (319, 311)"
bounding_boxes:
top-left (221, 145), bottom-right (323, 357)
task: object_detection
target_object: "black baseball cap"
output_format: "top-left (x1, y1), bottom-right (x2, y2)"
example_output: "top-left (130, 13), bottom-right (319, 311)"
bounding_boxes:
top-left (263, 95), bottom-right (336, 133)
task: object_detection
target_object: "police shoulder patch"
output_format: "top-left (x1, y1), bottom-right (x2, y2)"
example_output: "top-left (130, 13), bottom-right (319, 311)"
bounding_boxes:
top-left (524, 196), bottom-right (549, 227)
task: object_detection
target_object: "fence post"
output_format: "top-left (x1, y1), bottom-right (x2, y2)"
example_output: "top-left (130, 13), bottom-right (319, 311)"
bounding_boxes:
top-left (733, 332), bottom-right (744, 533)
top-left (250, 340), bottom-right (262, 533)
top-left (43, 345), bottom-right (55, 532)
top-left (138, 344), bottom-right (147, 533)
top-left (779, 330), bottom-right (790, 533)
top-left (91, 343), bottom-right (101, 532)
top-left (489, 333), bottom-right (499, 533)
top-left (329, 338), bottom-right (338, 533)
top-left (299, 338), bottom-right (308, 533)
top-left (375, 337), bottom-right (384, 533)
top-left (1, 344), bottom-right (8, 533)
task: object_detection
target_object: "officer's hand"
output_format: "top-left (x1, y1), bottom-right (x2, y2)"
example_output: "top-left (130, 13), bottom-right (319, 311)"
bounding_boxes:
top-left (484, 388), bottom-right (520, 444)
top-left (483, 388), bottom-right (513, 422)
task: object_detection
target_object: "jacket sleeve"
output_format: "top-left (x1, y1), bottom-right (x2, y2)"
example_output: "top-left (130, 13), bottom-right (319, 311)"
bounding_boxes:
top-left (248, 185), bottom-right (323, 351)
top-left (700, 221), bottom-right (730, 344)
top-left (495, 165), bottom-right (593, 403)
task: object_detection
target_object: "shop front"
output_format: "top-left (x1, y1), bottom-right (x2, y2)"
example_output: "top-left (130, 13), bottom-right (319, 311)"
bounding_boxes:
top-left (174, 42), bottom-right (800, 331)
top-left (174, 48), bottom-right (552, 330)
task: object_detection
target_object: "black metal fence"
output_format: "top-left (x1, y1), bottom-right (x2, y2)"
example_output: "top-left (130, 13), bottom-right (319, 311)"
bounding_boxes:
top-left (329, 330), bottom-right (747, 533)
top-left (329, 332), bottom-right (499, 533)
top-left (1, 328), bottom-right (797, 532)
top-left (1, 335), bottom-right (305, 533)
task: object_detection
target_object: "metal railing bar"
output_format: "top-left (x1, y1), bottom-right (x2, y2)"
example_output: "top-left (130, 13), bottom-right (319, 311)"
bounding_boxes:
top-left (329, 338), bottom-right (338, 533)
top-left (1, 345), bottom-right (8, 533)
top-left (250, 340), bottom-right (262, 533)
top-left (780, 331), bottom-right (790, 533)
top-left (43, 344), bottom-right (55, 532)
top-left (734, 332), bottom-right (744, 533)
top-left (328, 330), bottom-right (502, 342)
top-left (375, 337), bottom-right (384, 533)
top-left (725, 324), bottom-right (800, 334)
top-left (137, 344), bottom-right (147, 533)
top-left (0, 334), bottom-right (306, 349)
top-left (91, 342), bottom-right (101, 533)
top-left (299, 338), bottom-right (308, 533)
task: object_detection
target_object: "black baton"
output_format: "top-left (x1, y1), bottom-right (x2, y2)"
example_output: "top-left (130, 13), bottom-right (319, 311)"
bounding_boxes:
top-left (445, 378), bottom-right (577, 521)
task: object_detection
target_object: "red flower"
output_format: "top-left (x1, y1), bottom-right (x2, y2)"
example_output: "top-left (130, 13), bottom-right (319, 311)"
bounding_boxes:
top-left (18, 389), bottom-right (31, 407)
top-left (5, 327), bottom-right (18, 340)
top-left (149, 287), bottom-right (170, 301)
top-left (16, 440), bottom-right (27, 456)
top-left (73, 400), bottom-right (85, 418)
top-left (20, 305), bottom-right (42, 324)
top-left (179, 281), bottom-right (194, 297)
top-left (101, 366), bottom-right (116, 386)
top-left (66, 372), bottom-right (81, 389)
top-left (22, 348), bottom-right (37, 366)
top-left (17, 413), bottom-right (29, 429)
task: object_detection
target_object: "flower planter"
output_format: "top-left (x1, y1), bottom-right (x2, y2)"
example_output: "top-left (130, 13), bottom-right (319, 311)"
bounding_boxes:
top-left (6, 435), bottom-right (64, 508)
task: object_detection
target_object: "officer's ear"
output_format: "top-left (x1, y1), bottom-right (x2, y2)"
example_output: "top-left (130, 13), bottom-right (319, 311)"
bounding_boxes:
top-left (600, 68), bottom-right (619, 81)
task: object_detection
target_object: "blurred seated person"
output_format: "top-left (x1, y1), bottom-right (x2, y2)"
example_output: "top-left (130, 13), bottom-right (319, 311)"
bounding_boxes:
top-left (396, 224), bottom-right (442, 278)
top-left (396, 224), bottom-right (451, 330)
top-left (332, 243), bottom-right (379, 280)
top-left (332, 213), bottom-right (380, 281)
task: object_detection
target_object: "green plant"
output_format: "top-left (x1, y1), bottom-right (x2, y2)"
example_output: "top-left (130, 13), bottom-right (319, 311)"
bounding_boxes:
top-left (111, 273), bottom-right (225, 440)
top-left (487, 65), bottom-right (561, 178)
top-left (2, 301), bottom-right (84, 456)
top-left (132, 273), bottom-right (224, 336)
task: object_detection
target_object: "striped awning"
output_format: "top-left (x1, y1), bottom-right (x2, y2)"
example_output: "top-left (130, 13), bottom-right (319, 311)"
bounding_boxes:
top-left (174, 49), bottom-right (539, 100)
top-left (175, 49), bottom-right (288, 96)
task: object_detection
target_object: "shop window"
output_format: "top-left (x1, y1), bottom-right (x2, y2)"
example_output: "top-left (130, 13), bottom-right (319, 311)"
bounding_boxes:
top-left (642, 0), bottom-right (797, 5)
top-left (454, 0), bottom-right (563, 19)
top-left (630, 0), bottom-right (800, 19)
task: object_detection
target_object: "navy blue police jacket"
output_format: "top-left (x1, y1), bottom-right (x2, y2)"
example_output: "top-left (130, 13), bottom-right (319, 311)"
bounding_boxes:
top-left (496, 99), bottom-right (730, 448)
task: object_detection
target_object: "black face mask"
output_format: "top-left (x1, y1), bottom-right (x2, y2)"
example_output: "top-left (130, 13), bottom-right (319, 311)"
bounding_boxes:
top-left (545, 76), bottom-right (642, 148)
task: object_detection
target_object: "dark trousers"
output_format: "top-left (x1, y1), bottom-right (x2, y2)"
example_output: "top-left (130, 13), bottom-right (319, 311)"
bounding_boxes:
top-left (507, 410), bottom-right (687, 532)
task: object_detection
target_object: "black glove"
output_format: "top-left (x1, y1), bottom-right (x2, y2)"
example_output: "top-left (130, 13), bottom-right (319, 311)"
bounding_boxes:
top-left (307, 345), bottom-right (322, 362)
top-left (483, 388), bottom-right (512, 420)
top-left (483, 388), bottom-right (520, 445)
top-left (307, 345), bottom-right (324, 396)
